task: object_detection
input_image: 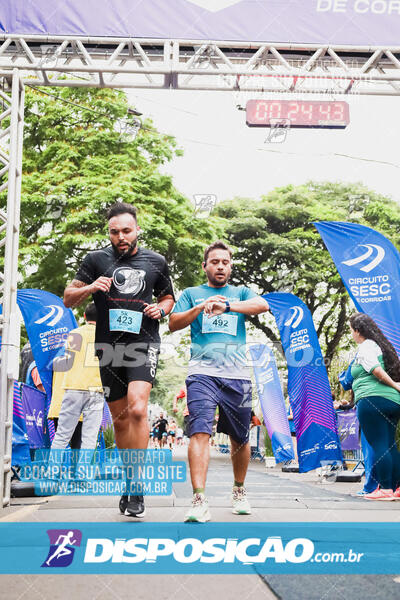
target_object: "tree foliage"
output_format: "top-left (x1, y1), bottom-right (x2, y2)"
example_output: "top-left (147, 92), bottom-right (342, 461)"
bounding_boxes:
top-left (2, 86), bottom-right (221, 296)
top-left (216, 182), bottom-right (400, 363)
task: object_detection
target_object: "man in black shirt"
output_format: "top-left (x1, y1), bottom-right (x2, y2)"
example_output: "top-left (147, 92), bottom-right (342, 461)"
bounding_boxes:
top-left (64, 202), bottom-right (175, 517)
top-left (154, 412), bottom-right (169, 448)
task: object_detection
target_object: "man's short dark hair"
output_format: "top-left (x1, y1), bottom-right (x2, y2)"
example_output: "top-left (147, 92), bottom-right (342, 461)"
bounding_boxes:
top-left (107, 202), bottom-right (137, 221)
top-left (84, 302), bottom-right (97, 322)
top-left (203, 241), bottom-right (232, 264)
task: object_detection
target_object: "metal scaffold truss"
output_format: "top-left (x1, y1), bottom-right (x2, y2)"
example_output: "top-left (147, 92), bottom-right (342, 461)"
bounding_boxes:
top-left (0, 36), bottom-right (400, 95)
top-left (0, 69), bottom-right (24, 507)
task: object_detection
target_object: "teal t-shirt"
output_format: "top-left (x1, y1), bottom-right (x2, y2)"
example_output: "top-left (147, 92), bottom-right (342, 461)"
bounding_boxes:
top-left (172, 283), bottom-right (257, 379)
top-left (351, 339), bottom-right (400, 405)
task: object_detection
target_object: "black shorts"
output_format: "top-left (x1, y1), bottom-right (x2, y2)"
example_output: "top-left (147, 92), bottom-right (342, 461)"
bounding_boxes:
top-left (98, 342), bottom-right (160, 403)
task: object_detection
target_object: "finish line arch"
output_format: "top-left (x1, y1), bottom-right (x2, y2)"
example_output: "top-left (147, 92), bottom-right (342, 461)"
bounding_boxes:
top-left (1, 0), bottom-right (400, 506)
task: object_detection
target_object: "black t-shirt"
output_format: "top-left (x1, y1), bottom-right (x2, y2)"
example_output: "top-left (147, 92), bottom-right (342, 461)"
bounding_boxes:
top-left (156, 418), bottom-right (168, 434)
top-left (75, 246), bottom-right (174, 345)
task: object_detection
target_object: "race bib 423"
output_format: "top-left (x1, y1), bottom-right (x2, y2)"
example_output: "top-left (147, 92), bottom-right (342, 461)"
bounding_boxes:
top-left (109, 309), bottom-right (143, 334)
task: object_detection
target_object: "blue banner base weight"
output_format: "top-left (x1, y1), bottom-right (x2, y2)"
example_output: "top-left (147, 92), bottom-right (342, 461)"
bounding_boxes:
top-left (281, 465), bottom-right (300, 473)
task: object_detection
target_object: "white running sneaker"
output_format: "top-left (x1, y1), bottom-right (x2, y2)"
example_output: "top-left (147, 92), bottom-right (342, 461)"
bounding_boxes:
top-left (184, 493), bottom-right (211, 523)
top-left (231, 486), bottom-right (251, 515)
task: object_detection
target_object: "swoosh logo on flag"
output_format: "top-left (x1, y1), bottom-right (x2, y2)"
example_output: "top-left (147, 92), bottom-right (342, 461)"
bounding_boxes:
top-left (284, 306), bottom-right (304, 329)
top-left (342, 244), bottom-right (385, 273)
top-left (34, 305), bottom-right (64, 327)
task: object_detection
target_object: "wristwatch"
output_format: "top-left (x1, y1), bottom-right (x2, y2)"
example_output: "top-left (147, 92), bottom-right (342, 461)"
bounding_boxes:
top-left (159, 307), bottom-right (166, 318)
top-left (224, 301), bottom-right (230, 313)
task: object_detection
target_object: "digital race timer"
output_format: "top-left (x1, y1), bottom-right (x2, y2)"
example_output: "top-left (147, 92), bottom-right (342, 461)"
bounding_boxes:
top-left (246, 100), bottom-right (350, 129)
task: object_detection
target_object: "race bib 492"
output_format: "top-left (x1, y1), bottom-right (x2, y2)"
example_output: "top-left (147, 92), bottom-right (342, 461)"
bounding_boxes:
top-left (201, 313), bottom-right (238, 336)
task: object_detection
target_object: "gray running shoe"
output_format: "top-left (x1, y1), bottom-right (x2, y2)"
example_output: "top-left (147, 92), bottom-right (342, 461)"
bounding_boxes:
top-left (231, 486), bottom-right (251, 515)
top-left (184, 493), bottom-right (211, 523)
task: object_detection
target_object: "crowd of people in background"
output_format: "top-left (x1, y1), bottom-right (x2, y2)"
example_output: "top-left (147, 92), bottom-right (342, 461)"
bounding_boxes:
top-left (148, 408), bottom-right (217, 450)
top-left (149, 412), bottom-right (182, 449)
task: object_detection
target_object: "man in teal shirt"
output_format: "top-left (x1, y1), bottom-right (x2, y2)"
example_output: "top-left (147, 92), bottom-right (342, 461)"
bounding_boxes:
top-left (169, 241), bottom-right (269, 522)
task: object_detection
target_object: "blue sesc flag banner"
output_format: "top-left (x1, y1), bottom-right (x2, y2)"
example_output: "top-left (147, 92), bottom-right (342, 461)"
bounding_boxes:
top-left (314, 221), bottom-right (400, 354)
top-left (265, 293), bottom-right (342, 472)
top-left (250, 344), bottom-right (294, 463)
top-left (16, 290), bottom-right (77, 402)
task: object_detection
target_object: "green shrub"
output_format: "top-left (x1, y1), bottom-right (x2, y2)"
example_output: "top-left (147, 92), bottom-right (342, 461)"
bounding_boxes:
top-left (102, 424), bottom-right (115, 449)
top-left (263, 427), bottom-right (274, 457)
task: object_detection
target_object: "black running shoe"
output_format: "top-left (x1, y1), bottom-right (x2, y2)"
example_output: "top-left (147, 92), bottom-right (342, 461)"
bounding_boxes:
top-left (119, 494), bottom-right (146, 517)
top-left (119, 495), bottom-right (129, 514)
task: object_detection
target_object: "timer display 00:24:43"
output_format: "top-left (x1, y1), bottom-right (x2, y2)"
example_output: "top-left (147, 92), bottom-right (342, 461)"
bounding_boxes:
top-left (246, 100), bottom-right (350, 128)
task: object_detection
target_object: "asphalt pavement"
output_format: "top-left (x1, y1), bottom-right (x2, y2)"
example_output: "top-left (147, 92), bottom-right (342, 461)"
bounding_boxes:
top-left (1, 445), bottom-right (399, 600)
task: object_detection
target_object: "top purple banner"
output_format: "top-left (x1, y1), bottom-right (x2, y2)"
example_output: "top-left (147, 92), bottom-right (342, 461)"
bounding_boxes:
top-left (1, 0), bottom-right (400, 46)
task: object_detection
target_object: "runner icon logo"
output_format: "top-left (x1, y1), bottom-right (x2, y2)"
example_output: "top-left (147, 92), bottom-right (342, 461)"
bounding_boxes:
top-left (41, 529), bottom-right (82, 568)
top-left (342, 244), bottom-right (385, 273)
